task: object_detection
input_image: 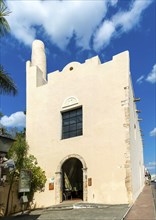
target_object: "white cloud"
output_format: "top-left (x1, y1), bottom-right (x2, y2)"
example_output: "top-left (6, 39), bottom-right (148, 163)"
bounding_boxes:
top-left (6, 0), bottom-right (108, 49)
top-left (0, 112), bottom-right (26, 128)
top-left (136, 75), bottom-right (144, 84)
top-left (110, 0), bottom-right (118, 7)
top-left (150, 128), bottom-right (156, 137)
top-left (146, 162), bottom-right (156, 172)
top-left (93, 0), bottom-right (152, 51)
top-left (93, 21), bottom-right (115, 50)
top-left (6, 0), bottom-right (153, 51)
top-left (113, 0), bottom-right (152, 32)
top-left (146, 64), bottom-right (156, 83)
top-left (148, 162), bottom-right (156, 166)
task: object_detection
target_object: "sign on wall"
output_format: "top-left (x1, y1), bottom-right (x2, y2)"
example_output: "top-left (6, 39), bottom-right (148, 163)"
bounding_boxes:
top-left (49, 177), bottom-right (54, 190)
top-left (19, 170), bottom-right (31, 193)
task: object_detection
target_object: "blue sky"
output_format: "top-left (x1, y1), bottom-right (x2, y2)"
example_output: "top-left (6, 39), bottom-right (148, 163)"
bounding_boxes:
top-left (0, 0), bottom-right (155, 174)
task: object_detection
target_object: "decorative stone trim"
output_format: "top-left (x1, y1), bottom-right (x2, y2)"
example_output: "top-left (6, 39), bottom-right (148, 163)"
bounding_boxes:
top-left (55, 154), bottom-right (87, 204)
top-left (62, 96), bottom-right (79, 108)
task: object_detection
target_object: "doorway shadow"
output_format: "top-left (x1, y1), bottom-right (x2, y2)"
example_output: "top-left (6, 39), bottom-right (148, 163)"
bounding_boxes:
top-left (62, 158), bottom-right (83, 201)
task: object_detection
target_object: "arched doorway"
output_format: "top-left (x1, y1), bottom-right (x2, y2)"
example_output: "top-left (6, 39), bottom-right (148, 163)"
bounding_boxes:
top-left (62, 158), bottom-right (83, 201)
top-left (55, 154), bottom-right (87, 204)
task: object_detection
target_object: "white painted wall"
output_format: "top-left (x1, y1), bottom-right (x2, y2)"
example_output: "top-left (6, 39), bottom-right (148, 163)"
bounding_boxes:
top-left (26, 40), bottom-right (144, 208)
top-left (129, 78), bottom-right (145, 202)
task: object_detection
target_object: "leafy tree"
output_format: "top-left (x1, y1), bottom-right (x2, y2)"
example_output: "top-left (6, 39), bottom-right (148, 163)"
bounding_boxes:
top-left (5, 133), bottom-right (47, 215)
top-left (0, 0), bottom-right (17, 96)
top-left (9, 133), bottom-right (47, 194)
top-left (0, 126), bottom-right (8, 135)
top-left (24, 155), bottom-right (47, 201)
top-left (0, 112), bottom-right (8, 135)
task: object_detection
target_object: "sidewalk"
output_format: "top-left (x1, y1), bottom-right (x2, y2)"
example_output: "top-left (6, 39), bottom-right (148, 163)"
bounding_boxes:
top-left (124, 184), bottom-right (156, 220)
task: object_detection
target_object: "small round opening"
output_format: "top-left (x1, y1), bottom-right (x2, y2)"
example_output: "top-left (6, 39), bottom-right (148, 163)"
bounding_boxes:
top-left (69, 67), bottom-right (73, 71)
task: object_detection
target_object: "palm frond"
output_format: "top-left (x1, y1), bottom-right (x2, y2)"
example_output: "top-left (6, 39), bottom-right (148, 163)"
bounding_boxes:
top-left (0, 0), bottom-right (11, 36)
top-left (0, 65), bottom-right (17, 96)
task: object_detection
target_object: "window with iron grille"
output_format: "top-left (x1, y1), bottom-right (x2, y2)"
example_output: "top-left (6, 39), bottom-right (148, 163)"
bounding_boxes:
top-left (62, 107), bottom-right (82, 139)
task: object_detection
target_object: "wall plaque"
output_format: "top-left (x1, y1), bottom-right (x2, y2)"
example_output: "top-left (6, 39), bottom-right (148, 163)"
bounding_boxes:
top-left (49, 183), bottom-right (54, 190)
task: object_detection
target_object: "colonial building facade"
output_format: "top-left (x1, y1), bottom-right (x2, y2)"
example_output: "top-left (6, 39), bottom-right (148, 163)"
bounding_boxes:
top-left (26, 40), bottom-right (144, 207)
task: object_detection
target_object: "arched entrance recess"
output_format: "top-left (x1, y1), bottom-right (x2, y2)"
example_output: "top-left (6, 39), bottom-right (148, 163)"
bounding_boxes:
top-left (55, 154), bottom-right (87, 204)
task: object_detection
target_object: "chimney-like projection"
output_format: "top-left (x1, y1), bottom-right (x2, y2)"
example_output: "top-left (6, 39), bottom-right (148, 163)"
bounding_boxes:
top-left (31, 40), bottom-right (47, 80)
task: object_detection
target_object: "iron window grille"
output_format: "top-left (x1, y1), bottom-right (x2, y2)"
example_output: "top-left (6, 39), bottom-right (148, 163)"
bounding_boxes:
top-left (62, 107), bottom-right (83, 139)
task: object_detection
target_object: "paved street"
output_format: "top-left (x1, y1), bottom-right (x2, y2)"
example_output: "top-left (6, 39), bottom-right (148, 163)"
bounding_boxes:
top-left (0, 213), bottom-right (40, 220)
top-left (1, 204), bottom-right (129, 220)
top-left (1, 184), bottom-right (155, 220)
top-left (38, 204), bottom-right (129, 220)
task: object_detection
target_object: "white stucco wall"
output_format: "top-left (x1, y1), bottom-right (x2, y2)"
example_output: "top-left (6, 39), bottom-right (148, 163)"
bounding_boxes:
top-left (26, 40), bottom-right (144, 207)
top-left (129, 78), bottom-right (144, 202)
